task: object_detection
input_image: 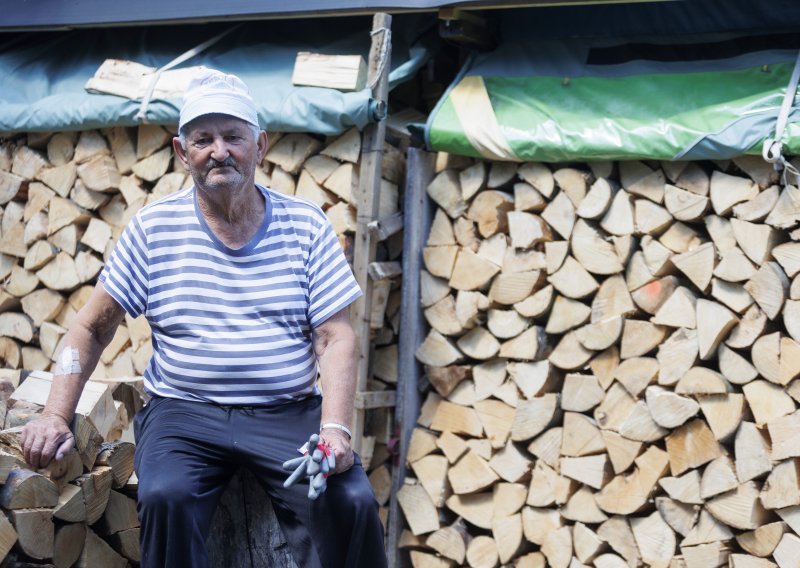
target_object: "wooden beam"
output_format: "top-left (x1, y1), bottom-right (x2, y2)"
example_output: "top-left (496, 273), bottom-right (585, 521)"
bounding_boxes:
top-left (438, 8), bottom-right (497, 51)
top-left (368, 212), bottom-right (404, 241)
top-left (355, 390), bottom-right (397, 409)
top-left (351, 12), bottom-right (393, 454)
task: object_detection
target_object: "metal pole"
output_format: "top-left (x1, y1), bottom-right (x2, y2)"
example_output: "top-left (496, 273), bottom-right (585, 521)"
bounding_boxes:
top-left (386, 148), bottom-right (435, 567)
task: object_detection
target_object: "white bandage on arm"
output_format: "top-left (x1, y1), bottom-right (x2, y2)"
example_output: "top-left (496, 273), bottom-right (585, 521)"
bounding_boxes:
top-left (55, 347), bottom-right (82, 376)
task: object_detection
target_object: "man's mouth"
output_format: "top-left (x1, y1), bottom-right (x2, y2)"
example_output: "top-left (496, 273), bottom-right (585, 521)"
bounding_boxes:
top-left (208, 159), bottom-right (237, 171)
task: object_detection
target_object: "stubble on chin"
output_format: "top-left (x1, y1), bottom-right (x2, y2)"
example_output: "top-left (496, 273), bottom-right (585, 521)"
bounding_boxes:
top-left (192, 163), bottom-right (244, 192)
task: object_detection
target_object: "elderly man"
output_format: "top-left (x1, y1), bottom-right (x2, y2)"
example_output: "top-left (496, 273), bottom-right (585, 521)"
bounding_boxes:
top-left (20, 70), bottom-right (387, 568)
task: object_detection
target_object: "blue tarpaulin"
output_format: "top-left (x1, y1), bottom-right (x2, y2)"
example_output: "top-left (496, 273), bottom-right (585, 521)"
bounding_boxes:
top-left (0, 15), bottom-right (438, 134)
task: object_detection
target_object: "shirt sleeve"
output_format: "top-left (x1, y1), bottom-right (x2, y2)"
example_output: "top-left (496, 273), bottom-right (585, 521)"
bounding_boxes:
top-left (98, 213), bottom-right (150, 318)
top-left (306, 216), bottom-right (363, 327)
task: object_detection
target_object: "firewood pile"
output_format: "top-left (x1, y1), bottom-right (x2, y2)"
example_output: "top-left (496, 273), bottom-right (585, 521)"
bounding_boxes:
top-left (400, 153), bottom-right (800, 567)
top-left (0, 369), bottom-right (142, 567)
top-left (0, 124), bottom-right (405, 563)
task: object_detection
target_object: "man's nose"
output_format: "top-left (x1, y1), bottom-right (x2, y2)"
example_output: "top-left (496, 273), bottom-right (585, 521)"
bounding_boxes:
top-left (210, 137), bottom-right (230, 160)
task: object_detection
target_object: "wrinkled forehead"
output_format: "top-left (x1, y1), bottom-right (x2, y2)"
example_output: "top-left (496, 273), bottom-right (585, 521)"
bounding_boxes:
top-left (182, 113), bottom-right (254, 137)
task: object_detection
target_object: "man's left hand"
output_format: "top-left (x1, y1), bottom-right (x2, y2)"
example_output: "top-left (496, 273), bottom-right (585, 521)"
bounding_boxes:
top-left (319, 427), bottom-right (354, 474)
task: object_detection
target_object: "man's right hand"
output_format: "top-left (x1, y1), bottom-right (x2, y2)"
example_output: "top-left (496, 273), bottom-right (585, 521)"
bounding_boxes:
top-left (20, 415), bottom-right (75, 469)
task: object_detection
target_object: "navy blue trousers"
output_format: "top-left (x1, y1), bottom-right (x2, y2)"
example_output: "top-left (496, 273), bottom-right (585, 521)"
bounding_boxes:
top-left (133, 395), bottom-right (387, 568)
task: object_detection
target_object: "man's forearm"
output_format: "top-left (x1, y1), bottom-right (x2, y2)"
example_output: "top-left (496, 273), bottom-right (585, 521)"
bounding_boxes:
top-left (43, 323), bottom-right (107, 423)
top-left (317, 333), bottom-right (358, 431)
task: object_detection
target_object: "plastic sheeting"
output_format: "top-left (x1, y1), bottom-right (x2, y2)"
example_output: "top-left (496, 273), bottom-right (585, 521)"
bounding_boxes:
top-left (0, 15), bottom-right (438, 134)
top-left (426, 1), bottom-right (800, 162)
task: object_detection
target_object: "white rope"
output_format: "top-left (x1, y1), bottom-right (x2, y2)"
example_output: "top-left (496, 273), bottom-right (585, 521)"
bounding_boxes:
top-left (762, 49), bottom-right (800, 185)
top-left (136, 25), bottom-right (241, 123)
top-left (368, 27), bottom-right (391, 91)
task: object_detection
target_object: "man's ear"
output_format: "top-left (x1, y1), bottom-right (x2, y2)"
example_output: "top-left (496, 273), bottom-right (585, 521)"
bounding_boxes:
top-left (172, 137), bottom-right (190, 171)
top-left (257, 130), bottom-right (268, 162)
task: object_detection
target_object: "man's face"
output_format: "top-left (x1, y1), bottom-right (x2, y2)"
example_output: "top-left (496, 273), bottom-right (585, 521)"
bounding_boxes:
top-left (175, 113), bottom-right (266, 194)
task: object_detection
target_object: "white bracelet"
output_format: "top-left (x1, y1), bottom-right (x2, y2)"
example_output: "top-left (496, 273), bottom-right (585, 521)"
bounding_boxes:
top-left (320, 422), bottom-right (353, 439)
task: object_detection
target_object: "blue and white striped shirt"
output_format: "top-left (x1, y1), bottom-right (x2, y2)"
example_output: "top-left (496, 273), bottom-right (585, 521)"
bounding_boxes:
top-left (99, 184), bottom-right (362, 405)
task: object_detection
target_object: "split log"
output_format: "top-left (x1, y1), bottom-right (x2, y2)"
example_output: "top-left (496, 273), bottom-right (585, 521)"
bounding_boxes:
top-left (74, 466), bottom-right (113, 525)
top-left (9, 508), bottom-right (53, 560)
top-left (731, 218), bottom-right (782, 265)
top-left (681, 508), bottom-right (733, 547)
top-left (561, 485), bottom-right (608, 524)
top-left (665, 419), bottom-right (722, 476)
top-left (76, 527), bottom-right (127, 568)
top-left (54, 484), bottom-right (86, 523)
top-left (467, 190), bottom-right (514, 238)
top-left (737, 522), bottom-right (787, 557)
top-left (700, 455), bottom-right (738, 499)
top-left (745, 262), bottom-right (789, 320)
top-left (715, 247), bottom-right (757, 282)
top-left (597, 516), bottom-right (641, 567)
top-left (466, 535), bottom-right (499, 568)
top-left (760, 460), bottom-right (800, 509)
top-left (0, 468), bottom-right (58, 509)
top-left (696, 299), bottom-right (738, 359)
top-left (710, 171), bottom-right (758, 215)
top-left (735, 421), bottom-right (773, 483)
top-left (601, 190), bottom-right (634, 236)
top-left (426, 523), bottom-right (466, 564)
top-left (560, 454), bottom-right (611, 490)
top-left (398, 482), bottom-right (439, 536)
top-left (645, 386), bottom-right (699, 428)
top-left (656, 496), bottom-right (698, 537)
top-left (768, 411), bottom-right (800, 461)
top-left (427, 170), bottom-right (466, 219)
top-left (518, 163), bottom-right (554, 197)
top-left (54, 522), bottom-right (87, 568)
top-left (0, 514), bottom-right (16, 559)
top-left (595, 446), bottom-right (669, 515)
top-left (578, 178), bottom-right (613, 220)
top-left (706, 481), bottom-right (769, 530)
top-left (632, 511), bottom-right (676, 567)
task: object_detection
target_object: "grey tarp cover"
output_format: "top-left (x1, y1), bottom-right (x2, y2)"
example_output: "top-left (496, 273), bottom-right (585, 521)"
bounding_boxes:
top-left (0, 15), bottom-right (437, 134)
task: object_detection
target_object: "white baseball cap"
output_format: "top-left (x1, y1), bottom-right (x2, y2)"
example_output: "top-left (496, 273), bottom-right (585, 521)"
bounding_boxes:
top-left (179, 68), bottom-right (259, 131)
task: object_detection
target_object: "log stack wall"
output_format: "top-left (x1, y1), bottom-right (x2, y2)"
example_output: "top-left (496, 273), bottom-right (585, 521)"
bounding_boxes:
top-left (400, 153), bottom-right (800, 568)
top-left (0, 124), bottom-right (404, 564)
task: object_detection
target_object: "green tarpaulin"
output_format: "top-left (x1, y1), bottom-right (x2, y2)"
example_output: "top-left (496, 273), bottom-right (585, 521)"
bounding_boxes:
top-left (426, 2), bottom-right (800, 162)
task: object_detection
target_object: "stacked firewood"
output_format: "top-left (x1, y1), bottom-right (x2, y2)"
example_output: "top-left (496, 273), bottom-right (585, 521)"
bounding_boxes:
top-left (0, 123), bottom-right (405, 560)
top-left (0, 369), bottom-right (141, 566)
top-left (400, 153), bottom-right (800, 567)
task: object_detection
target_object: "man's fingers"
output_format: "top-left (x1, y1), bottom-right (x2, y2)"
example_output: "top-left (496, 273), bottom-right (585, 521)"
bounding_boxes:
top-left (27, 439), bottom-right (46, 469)
top-left (42, 432), bottom-right (71, 464)
top-left (23, 430), bottom-right (40, 468)
top-left (54, 435), bottom-right (75, 461)
top-left (322, 437), bottom-right (351, 475)
top-left (39, 441), bottom-right (57, 468)
top-left (21, 418), bottom-right (73, 469)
